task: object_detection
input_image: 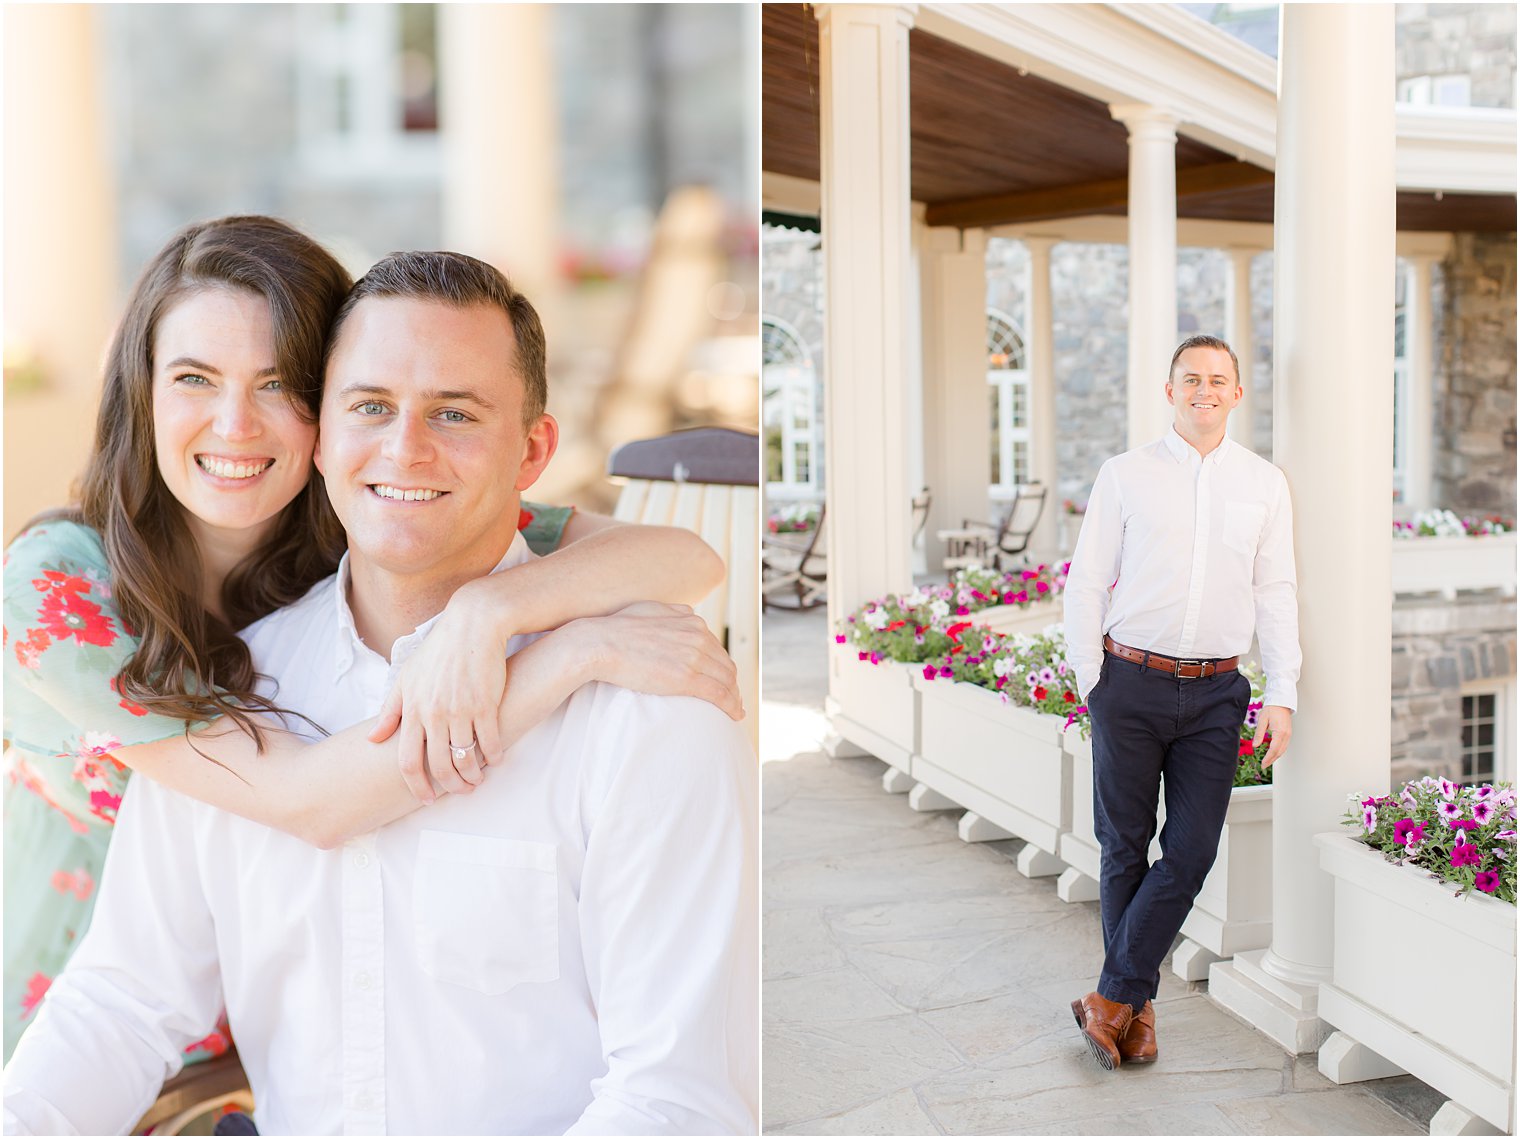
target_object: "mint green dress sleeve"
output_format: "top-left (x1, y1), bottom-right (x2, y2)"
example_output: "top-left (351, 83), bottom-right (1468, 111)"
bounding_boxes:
top-left (2, 520), bottom-right (230, 1065)
top-left (519, 500), bottom-right (575, 557)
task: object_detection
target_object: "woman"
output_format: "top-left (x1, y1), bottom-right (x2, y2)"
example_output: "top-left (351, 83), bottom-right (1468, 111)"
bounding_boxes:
top-left (3, 215), bottom-right (742, 1062)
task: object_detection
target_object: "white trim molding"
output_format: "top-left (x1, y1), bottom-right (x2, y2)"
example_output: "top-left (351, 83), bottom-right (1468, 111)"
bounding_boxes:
top-left (1395, 105), bottom-right (1518, 195)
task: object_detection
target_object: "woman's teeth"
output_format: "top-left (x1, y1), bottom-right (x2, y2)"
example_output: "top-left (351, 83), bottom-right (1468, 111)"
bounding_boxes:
top-left (372, 485), bottom-right (442, 502)
top-left (197, 456), bottom-right (272, 479)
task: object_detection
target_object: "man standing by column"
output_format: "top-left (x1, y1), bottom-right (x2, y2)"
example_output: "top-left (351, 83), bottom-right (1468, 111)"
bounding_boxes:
top-left (1064, 334), bottom-right (1299, 1070)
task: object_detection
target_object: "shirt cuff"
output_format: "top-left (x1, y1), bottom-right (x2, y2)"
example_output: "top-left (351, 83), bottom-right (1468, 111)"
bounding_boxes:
top-left (1261, 683), bottom-right (1297, 712)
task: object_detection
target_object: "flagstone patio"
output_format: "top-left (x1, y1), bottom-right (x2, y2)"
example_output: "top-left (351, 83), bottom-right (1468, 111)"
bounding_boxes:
top-left (761, 603), bottom-right (1445, 1136)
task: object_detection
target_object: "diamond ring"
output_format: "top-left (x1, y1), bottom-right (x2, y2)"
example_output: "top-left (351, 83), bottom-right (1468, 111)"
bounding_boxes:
top-left (449, 737), bottom-right (477, 763)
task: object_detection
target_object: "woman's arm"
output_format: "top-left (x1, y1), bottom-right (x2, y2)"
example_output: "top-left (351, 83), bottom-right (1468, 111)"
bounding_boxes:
top-left (114, 604), bottom-right (739, 848)
top-left (371, 510), bottom-right (733, 793)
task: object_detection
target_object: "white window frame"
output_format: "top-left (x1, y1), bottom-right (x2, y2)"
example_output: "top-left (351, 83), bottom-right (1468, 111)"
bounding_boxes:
top-left (294, 5), bottom-right (441, 183)
top-left (987, 309), bottom-right (1030, 502)
top-left (1398, 73), bottom-right (1473, 108)
top-left (1393, 260), bottom-right (1412, 503)
top-left (762, 318), bottom-right (821, 498)
top-left (1460, 679), bottom-right (1516, 786)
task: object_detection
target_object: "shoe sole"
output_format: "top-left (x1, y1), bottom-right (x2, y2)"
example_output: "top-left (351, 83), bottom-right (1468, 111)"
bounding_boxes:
top-left (1071, 999), bottom-right (1118, 1072)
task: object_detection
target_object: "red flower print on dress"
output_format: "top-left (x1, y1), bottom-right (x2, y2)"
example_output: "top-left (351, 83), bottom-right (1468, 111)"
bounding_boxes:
top-left (31, 570), bottom-right (92, 597)
top-left (38, 590), bottom-right (117, 648)
top-left (186, 1029), bottom-right (231, 1058)
top-left (14, 627), bottom-right (50, 670)
top-left (87, 788), bottom-right (122, 824)
top-left (49, 869), bottom-right (95, 902)
top-left (108, 675), bottom-right (149, 717)
top-left (518, 507), bottom-right (535, 531)
top-left (19, 972), bottom-right (51, 1020)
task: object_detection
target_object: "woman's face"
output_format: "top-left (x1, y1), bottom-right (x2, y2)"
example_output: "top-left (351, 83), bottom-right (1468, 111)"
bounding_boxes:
top-left (151, 288), bottom-right (317, 550)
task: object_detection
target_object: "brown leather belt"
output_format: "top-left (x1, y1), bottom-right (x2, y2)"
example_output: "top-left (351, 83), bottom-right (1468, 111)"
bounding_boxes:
top-left (1103, 634), bottom-right (1239, 680)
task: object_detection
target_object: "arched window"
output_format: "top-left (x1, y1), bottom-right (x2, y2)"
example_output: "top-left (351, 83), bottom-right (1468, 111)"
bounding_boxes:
top-left (762, 318), bottom-right (820, 494)
top-left (987, 311), bottom-right (1031, 496)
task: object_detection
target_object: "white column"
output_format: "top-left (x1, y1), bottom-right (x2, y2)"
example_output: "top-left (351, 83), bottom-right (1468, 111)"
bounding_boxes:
top-left (1026, 236), bottom-right (1061, 560)
top-left (3, 5), bottom-right (117, 541)
top-left (818, 3), bottom-right (917, 632)
top-left (1208, 3), bottom-right (1395, 1055)
top-left (920, 225), bottom-right (989, 572)
top-left (439, 4), bottom-right (564, 336)
top-left (1225, 248), bottom-right (1257, 451)
top-left (1110, 104), bottom-right (1179, 449)
top-left (1404, 256), bottom-right (1437, 511)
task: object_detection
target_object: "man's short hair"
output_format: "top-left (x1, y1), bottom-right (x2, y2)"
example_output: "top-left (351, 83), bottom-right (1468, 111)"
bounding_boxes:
top-left (327, 251), bottom-right (548, 425)
top-left (1169, 334), bottom-right (1240, 386)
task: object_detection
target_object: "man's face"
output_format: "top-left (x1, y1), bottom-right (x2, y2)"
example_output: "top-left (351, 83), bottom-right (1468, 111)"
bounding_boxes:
top-left (317, 297), bottom-right (556, 583)
top-left (1166, 345), bottom-right (1242, 435)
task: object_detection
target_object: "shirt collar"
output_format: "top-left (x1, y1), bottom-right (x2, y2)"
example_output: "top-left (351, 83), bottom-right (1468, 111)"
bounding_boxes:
top-left (1163, 425), bottom-right (1232, 467)
top-left (330, 531), bottom-right (535, 677)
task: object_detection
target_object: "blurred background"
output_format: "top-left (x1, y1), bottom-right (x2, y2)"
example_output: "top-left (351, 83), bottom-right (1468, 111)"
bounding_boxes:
top-left (4, 3), bottom-right (761, 539)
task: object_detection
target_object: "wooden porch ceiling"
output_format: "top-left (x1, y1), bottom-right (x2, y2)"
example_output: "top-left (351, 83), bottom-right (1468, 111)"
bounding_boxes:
top-left (762, 3), bottom-right (1516, 234)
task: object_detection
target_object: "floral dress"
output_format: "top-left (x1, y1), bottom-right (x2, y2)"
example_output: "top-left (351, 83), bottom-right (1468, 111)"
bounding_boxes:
top-left (2, 505), bottom-right (572, 1063)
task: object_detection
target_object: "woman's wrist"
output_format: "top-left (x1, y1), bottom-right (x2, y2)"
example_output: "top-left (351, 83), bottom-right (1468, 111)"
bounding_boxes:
top-left (447, 575), bottom-right (520, 646)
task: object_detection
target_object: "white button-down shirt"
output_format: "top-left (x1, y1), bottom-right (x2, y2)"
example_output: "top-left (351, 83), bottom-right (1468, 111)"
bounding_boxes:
top-left (1063, 428), bottom-right (1301, 710)
top-left (4, 535), bottom-right (758, 1136)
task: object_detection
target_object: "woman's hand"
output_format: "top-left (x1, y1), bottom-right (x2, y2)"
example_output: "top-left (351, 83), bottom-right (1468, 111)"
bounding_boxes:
top-left (367, 584), bottom-right (510, 804)
top-left (569, 602), bottom-right (744, 721)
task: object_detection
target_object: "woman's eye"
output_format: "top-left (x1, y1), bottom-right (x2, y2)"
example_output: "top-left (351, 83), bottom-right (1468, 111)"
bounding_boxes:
top-left (357, 401), bottom-right (388, 415)
top-left (262, 379), bottom-right (285, 392)
top-left (175, 373), bottom-right (211, 387)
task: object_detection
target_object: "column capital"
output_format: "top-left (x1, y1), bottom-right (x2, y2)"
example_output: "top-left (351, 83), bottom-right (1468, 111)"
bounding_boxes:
top-left (1109, 102), bottom-right (1179, 143)
top-left (1020, 234), bottom-right (1060, 258)
top-left (815, 3), bottom-right (917, 31)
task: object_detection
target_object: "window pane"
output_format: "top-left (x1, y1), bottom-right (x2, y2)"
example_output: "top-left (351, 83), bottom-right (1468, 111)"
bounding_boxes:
top-left (1479, 722), bottom-right (1495, 747)
top-left (1479, 693), bottom-right (1496, 718)
top-left (990, 388), bottom-right (1001, 484)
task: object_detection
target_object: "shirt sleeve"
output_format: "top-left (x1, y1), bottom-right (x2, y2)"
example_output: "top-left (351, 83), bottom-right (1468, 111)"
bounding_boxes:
top-left (2, 777), bottom-right (225, 1136)
top-left (4, 523), bottom-right (205, 758)
top-left (518, 501), bottom-right (575, 558)
top-left (1063, 461), bottom-right (1124, 703)
top-left (566, 690), bottom-right (758, 1136)
top-left (1253, 470), bottom-right (1301, 710)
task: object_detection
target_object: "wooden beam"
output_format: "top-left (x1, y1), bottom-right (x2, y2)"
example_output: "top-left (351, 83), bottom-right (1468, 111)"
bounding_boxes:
top-left (924, 160), bottom-right (1275, 229)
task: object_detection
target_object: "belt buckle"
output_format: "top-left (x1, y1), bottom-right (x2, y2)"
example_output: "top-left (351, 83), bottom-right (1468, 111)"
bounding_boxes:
top-left (1174, 657), bottom-right (1209, 679)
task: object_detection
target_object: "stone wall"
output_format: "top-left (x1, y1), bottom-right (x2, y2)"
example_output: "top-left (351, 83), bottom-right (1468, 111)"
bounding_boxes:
top-left (1391, 592), bottom-right (1517, 784)
top-left (1433, 232), bottom-right (1518, 515)
top-left (1395, 3), bottom-right (1517, 109)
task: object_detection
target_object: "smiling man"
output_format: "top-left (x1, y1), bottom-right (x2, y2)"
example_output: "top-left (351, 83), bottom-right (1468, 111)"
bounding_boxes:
top-left (1063, 335), bottom-right (1300, 1071)
top-left (3, 253), bottom-right (758, 1134)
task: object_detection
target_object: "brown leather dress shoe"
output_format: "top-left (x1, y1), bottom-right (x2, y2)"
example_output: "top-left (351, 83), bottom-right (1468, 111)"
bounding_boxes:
top-left (1118, 999), bottom-right (1157, 1064)
top-left (1070, 991), bottom-right (1134, 1071)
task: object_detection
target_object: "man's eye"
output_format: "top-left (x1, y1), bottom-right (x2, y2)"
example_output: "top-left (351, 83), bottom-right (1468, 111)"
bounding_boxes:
top-left (437, 409), bottom-right (469, 424)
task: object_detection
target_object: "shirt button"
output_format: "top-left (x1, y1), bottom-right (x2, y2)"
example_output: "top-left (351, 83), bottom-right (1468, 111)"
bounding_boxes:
top-left (354, 971), bottom-right (372, 990)
top-left (353, 851), bottom-right (370, 869)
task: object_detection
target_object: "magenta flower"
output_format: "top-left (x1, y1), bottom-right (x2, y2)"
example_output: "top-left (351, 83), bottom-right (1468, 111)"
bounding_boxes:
top-left (982, 636), bottom-right (998, 653)
top-left (1021, 570), bottom-right (1038, 581)
top-left (1002, 592), bottom-right (1017, 604)
top-left (835, 634), bottom-right (847, 644)
top-left (938, 665), bottom-right (953, 678)
top-left (1474, 785), bottom-right (1494, 801)
top-left (922, 664), bottom-right (937, 680)
top-left (1450, 819), bottom-right (1479, 832)
top-left (1394, 818), bottom-right (1424, 845)
top-left (1036, 581), bottom-right (1050, 594)
top-left (1361, 806), bottom-right (1377, 834)
top-left (1439, 777), bottom-right (1459, 801)
top-left (955, 605), bottom-right (969, 616)
top-left (1473, 800), bottom-right (1496, 825)
top-left (1450, 842), bottom-right (1482, 868)
top-left (1475, 871), bottom-right (1500, 894)
top-left (858, 651), bottom-right (869, 662)
top-left (869, 652), bottom-right (882, 665)
top-left (1438, 801), bottom-right (1463, 822)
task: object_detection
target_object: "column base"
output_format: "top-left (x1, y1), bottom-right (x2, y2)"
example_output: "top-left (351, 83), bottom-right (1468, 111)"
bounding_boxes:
top-left (1016, 843), bottom-right (1065, 879)
top-left (958, 812), bottom-right (1014, 843)
top-left (1056, 867), bottom-right (1100, 903)
top-left (1172, 939), bottom-right (1224, 982)
top-left (1430, 1102), bottom-right (1505, 1136)
top-left (880, 766), bottom-right (914, 794)
top-left (908, 783), bottom-right (959, 811)
top-left (1208, 949), bottom-right (1331, 1054)
top-left (1318, 1030), bottom-right (1406, 1083)
top-left (821, 730), bottom-right (870, 760)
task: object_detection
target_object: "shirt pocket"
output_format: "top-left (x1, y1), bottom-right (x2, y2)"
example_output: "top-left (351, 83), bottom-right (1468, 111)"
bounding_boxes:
top-left (1222, 502), bottom-right (1267, 557)
top-left (412, 830), bottom-right (560, 995)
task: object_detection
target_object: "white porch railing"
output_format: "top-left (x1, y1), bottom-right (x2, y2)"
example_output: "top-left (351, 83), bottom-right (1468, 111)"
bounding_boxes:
top-left (1392, 533), bottom-right (1517, 598)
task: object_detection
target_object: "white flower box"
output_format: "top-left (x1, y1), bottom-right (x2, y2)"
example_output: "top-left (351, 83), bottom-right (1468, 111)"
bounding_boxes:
top-left (911, 675), bottom-right (1070, 869)
top-left (1315, 832), bottom-right (1515, 1134)
top-left (972, 598), bottom-right (1062, 638)
top-left (827, 642), bottom-right (920, 775)
top-left (1392, 531), bottom-right (1517, 598)
top-left (1060, 725), bottom-right (1274, 977)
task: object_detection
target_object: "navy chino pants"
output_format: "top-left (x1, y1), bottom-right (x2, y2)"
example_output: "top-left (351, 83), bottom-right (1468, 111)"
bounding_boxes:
top-left (1085, 650), bottom-right (1251, 1010)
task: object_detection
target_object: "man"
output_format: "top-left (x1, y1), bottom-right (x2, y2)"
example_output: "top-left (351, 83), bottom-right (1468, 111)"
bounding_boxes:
top-left (1063, 334), bottom-right (1299, 1070)
top-left (3, 253), bottom-right (758, 1134)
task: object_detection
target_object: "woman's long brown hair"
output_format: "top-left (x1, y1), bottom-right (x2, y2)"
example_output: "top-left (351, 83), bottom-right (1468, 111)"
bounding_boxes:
top-left (50, 216), bottom-right (352, 748)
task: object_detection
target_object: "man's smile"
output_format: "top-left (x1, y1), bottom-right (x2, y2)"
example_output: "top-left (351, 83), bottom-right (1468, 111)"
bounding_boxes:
top-left (369, 483), bottom-right (447, 502)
